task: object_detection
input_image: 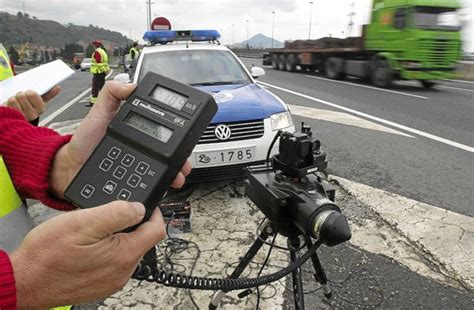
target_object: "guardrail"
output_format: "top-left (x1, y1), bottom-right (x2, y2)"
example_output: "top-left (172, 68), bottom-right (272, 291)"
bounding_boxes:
top-left (455, 62), bottom-right (474, 81)
top-left (231, 48), bottom-right (266, 59)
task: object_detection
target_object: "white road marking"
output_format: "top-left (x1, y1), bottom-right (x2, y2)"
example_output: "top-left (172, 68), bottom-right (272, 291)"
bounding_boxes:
top-left (39, 69), bottom-right (114, 126)
top-left (259, 81), bottom-right (474, 153)
top-left (287, 104), bottom-right (414, 138)
top-left (39, 88), bottom-right (91, 126)
top-left (335, 175), bottom-right (474, 290)
top-left (438, 85), bottom-right (474, 93)
top-left (305, 75), bottom-right (430, 100)
top-left (445, 79), bottom-right (474, 85)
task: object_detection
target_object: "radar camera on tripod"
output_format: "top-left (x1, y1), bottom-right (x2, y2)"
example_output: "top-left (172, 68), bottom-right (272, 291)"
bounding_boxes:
top-left (209, 124), bottom-right (352, 309)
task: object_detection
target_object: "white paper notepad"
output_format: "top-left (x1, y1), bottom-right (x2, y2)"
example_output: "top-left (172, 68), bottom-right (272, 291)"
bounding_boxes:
top-left (0, 60), bottom-right (75, 104)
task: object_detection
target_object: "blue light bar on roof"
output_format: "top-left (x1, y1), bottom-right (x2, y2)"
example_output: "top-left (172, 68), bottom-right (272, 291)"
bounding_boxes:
top-left (143, 30), bottom-right (221, 44)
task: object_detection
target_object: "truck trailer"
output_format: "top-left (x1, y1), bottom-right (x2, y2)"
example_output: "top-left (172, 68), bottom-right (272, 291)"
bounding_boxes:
top-left (263, 0), bottom-right (462, 88)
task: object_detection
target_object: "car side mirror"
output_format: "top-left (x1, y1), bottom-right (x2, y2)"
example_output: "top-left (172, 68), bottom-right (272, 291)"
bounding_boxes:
top-left (114, 73), bottom-right (131, 84)
top-left (251, 67), bottom-right (265, 79)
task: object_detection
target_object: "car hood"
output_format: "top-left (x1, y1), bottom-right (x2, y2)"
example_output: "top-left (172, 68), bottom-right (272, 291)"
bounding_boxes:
top-left (196, 84), bottom-right (287, 124)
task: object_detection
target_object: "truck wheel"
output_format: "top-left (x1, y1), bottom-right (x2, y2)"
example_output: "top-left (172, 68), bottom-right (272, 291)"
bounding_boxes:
top-left (286, 54), bottom-right (297, 72)
top-left (371, 59), bottom-right (393, 88)
top-left (272, 55), bottom-right (279, 70)
top-left (421, 81), bottom-right (436, 89)
top-left (278, 55), bottom-right (287, 71)
top-left (325, 57), bottom-right (344, 80)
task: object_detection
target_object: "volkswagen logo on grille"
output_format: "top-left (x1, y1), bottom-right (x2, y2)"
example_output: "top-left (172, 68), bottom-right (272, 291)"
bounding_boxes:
top-left (215, 124), bottom-right (232, 141)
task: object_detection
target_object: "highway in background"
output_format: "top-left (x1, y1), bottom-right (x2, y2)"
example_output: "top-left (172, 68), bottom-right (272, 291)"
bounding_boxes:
top-left (240, 58), bottom-right (473, 218)
top-left (40, 59), bottom-right (473, 219)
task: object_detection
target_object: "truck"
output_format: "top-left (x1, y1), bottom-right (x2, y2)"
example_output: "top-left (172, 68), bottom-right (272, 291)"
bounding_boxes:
top-left (263, 0), bottom-right (462, 88)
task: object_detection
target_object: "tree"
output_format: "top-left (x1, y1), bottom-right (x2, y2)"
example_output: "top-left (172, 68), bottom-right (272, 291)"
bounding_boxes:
top-left (52, 50), bottom-right (58, 60)
top-left (8, 46), bottom-right (19, 65)
top-left (31, 49), bottom-right (38, 65)
top-left (17, 12), bottom-right (23, 18)
top-left (113, 48), bottom-right (120, 57)
top-left (24, 13), bottom-right (30, 18)
top-left (86, 44), bottom-right (95, 57)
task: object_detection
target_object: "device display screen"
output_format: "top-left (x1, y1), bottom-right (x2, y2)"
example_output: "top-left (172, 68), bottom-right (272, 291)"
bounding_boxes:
top-left (151, 86), bottom-right (188, 111)
top-left (125, 112), bottom-right (173, 143)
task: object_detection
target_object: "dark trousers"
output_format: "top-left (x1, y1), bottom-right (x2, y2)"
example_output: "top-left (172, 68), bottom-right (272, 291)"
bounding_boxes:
top-left (92, 72), bottom-right (106, 99)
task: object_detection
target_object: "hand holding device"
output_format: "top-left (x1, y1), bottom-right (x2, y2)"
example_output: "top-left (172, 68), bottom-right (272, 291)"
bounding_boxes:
top-left (64, 73), bottom-right (218, 222)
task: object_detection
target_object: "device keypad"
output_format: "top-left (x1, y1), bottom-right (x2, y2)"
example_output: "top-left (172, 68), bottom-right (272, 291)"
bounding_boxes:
top-left (82, 146), bottom-right (156, 202)
top-left (108, 147), bottom-right (121, 159)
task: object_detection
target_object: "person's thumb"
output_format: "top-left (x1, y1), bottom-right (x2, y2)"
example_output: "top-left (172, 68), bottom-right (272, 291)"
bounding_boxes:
top-left (77, 201), bottom-right (145, 240)
top-left (92, 81), bottom-right (137, 117)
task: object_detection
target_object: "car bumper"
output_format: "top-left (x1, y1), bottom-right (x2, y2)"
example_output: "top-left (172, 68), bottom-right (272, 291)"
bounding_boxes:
top-left (188, 119), bottom-right (295, 182)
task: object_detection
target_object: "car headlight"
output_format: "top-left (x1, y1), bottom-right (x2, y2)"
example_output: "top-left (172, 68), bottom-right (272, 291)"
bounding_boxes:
top-left (271, 111), bottom-right (293, 130)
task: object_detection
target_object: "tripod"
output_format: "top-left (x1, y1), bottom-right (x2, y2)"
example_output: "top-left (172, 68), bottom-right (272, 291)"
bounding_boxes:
top-left (209, 220), bottom-right (332, 310)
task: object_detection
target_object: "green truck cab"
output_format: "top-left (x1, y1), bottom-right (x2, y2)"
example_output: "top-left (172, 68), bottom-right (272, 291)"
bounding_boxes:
top-left (366, 0), bottom-right (462, 87)
top-left (263, 0), bottom-right (463, 88)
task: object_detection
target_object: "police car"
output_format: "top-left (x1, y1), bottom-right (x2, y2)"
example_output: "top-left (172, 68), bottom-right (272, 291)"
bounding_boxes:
top-left (115, 30), bottom-right (295, 182)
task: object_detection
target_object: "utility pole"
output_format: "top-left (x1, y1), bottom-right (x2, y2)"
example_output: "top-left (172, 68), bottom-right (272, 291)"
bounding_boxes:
top-left (232, 24), bottom-right (235, 46)
top-left (246, 19), bottom-right (249, 48)
top-left (271, 11), bottom-right (275, 48)
top-left (146, 0), bottom-right (154, 30)
top-left (347, 2), bottom-right (356, 38)
top-left (22, 2), bottom-right (26, 15)
top-left (308, 1), bottom-right (314, 40)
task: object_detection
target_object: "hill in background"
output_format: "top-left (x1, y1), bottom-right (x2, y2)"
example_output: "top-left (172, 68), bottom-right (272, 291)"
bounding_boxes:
top-left (0, 11), bottom-right (131, 50)
top-left (233, 33), bottom-right (284, 49)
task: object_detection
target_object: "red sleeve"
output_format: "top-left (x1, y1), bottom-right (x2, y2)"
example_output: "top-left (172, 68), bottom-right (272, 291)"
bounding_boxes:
top-left (0, 107), bottom-right (74, 211)
top-left (9, 60), bottom-right (15, 76)
top-left (0, 250), bottom-right (16, 310)
top-left (93, 51), bottom-right (102, 63)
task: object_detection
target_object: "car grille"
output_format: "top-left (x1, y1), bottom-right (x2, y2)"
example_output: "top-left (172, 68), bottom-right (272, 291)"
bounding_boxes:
top-left (187, 161), bottom-right (266, 183)
top-left (416, 39), bottom-right (460, 67)
top-left (198, 120), bottom-right (265, 144)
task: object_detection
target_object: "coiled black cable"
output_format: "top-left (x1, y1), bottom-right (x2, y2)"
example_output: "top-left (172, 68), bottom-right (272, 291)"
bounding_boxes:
top-left (134, 239), bottom-right (321, 290)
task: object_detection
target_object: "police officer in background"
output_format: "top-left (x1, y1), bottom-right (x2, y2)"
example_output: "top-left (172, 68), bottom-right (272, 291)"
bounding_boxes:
top-left (130, 42), bottom-right (141, 61)
top-left (87, 40), bottom-right (110, 107)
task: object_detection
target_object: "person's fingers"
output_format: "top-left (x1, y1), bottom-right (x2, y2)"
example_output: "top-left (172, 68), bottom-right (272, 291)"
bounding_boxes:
top-left (25, 90), bottom-right (47, 115)
top-left (181, 159), bottom-right (192, 176)
top-left (42, 85), bottom-right (62, 102)
top-left (74, 201), bottom-right (146, 242)
top-left (91, 82), bottom-right (137, 120)
top-left (170, 172), bottom-right (186, 188)
top-left (124, 208), bottom-right (166, 255)
top-left (5, 96), bottom-right (22, 112)
top-left (15, 91), bottom-right (37, 121)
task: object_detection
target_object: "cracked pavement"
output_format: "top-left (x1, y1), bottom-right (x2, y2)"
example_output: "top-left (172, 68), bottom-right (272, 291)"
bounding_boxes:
top-left (25, 121), bottom-right (474, 309)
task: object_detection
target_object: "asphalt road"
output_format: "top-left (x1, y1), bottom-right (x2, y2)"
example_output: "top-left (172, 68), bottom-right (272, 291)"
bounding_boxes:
top-left (241, 58), bottom-right (473, 217)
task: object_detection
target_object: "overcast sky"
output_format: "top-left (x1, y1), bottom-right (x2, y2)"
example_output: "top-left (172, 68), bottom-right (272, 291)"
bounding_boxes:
top-left (1, 0), bottom-right (473, 52)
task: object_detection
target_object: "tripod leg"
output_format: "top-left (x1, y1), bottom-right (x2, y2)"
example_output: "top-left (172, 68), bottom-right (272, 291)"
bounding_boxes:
top-left (306, 238), bottom-right (332, 299)
top-left (209, 221), bottom-right (274, 310)
top-left (289, 235), bottom-right (305, 310)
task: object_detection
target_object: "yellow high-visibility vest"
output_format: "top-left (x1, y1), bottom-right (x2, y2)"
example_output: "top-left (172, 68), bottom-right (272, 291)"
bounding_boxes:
top-left (0, 46), bottom-right (14, 81)
top-left (90, 47), bottom-right (110, 74)
top-left (130, 47), bottom-right (140, 60)
top-left (0, 156), bottom-right (34, 254)
top-left (0, 156), bottom-right (21, 218)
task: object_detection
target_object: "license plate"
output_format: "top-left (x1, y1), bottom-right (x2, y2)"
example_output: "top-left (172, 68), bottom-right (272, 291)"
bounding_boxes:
top-left (195, 147), bottom-right (256, 167)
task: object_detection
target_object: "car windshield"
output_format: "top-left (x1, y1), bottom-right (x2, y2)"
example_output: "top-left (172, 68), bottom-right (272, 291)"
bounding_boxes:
top-left (138, 49), bottom-right (251, 86)
top-left (413, 7), bottom-right (461, 31)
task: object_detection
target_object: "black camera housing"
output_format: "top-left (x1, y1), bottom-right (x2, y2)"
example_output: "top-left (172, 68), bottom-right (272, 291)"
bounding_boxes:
top-left (245, 126), bottom-right (351, 247)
